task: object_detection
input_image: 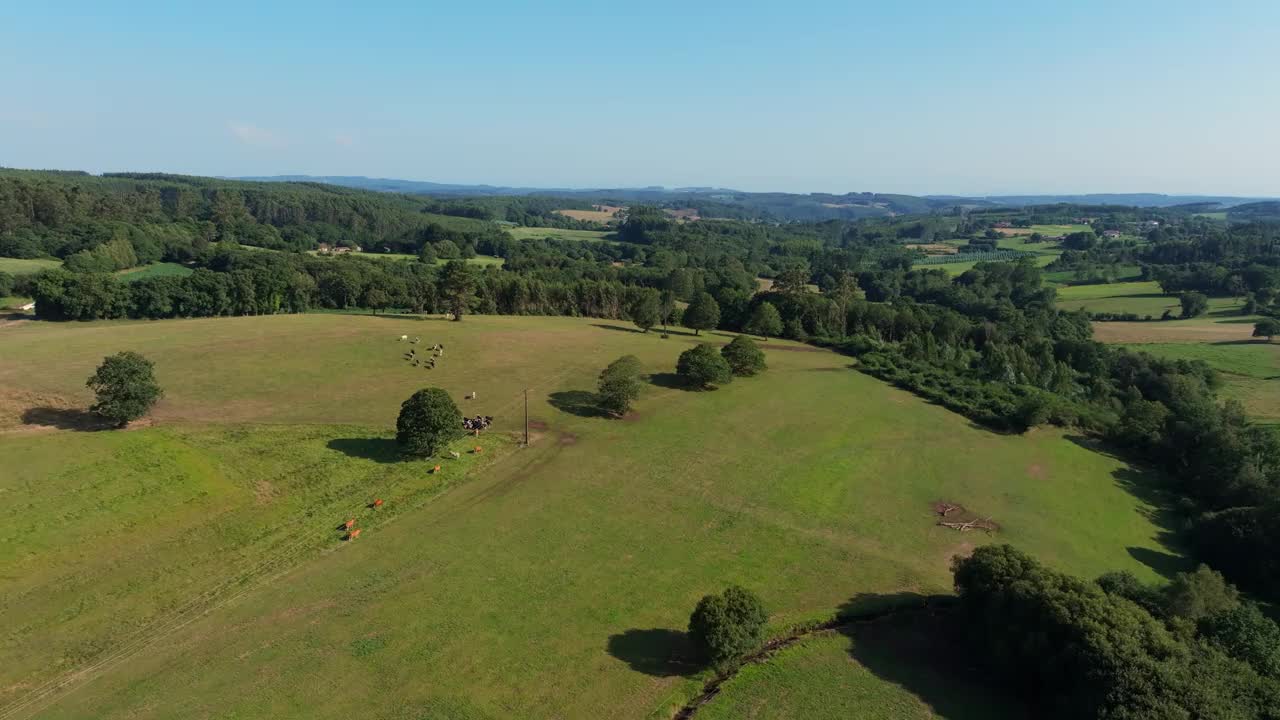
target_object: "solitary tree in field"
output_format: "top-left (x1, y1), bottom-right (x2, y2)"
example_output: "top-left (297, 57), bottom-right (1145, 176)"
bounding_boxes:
top-left (682, 292), bottom-right (721, 336)
top-left (688, 585), bottom-right (767, 667)
top-left (745, 302), bottom-right (783, 340)
top-left (597, 355), bottom-right (643, 416)
top-left (438, 260), bottom-right (478, 321)
top-left (1180, 291), bottom-right (1209, 319)
top-left (628, 289), bottom-right (662, 333)
top-left (396, 388), bottom-right (464, 456)
top-left (1254, 318), bottom-right (1280, 342)
top-left (676, 343), bottom-right (732, 390)
top-left (86, 351), bottom-right (163, 427)
top-left (721, 335), bottom-right (766, 377)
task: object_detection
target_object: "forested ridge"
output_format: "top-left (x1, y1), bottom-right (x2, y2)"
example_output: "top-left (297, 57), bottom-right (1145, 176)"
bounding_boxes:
top-left (8, 167), bottom-right (1280, 715)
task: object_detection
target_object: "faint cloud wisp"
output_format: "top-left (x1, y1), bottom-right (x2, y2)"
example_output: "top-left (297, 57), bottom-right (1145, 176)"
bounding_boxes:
top-left (227, 122), bottom-right (281, 147)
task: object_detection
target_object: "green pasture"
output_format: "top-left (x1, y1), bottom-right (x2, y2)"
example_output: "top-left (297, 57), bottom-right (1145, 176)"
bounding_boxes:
top-left (0, 314), bottom-right (1182, 719)
top-left (503, 226), bottom-right (614, 242)
top-left (303, 252), bottom-right (505, 267)
top-left (1056, 281), bottom-right (1243, 317)
top-left (0, 257), bottom-right (61, 275)
top-left (698, 617), bottom-right (1026, 720)
top-left (935, 253), bottom-right (1056, 277)
top-left (1121, 341), bottom-right (1280, 424)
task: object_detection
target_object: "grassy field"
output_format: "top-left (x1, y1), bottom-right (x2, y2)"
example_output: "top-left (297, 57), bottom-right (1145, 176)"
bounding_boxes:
top-left (995, 223), bottom-right (1090, 237)
top-left (0, 257), bottom-right (61, 275)
top-left (1120, 340), bottom-right (1280, 424)
top-left (697, 615), bottom-right (1026, 720)
top-left (1056, 281), bottom-right (1243, 317)
top-left (935, 253), bottom-right (1056, 277)
top-left (0, 314), bottom-right (1182, 719)
top-left (302, 251), bottom-right (506, 267)
top-left (116, 262), bottom-right (195, 282)
top-left (503, 226), bottom-right (614, 242)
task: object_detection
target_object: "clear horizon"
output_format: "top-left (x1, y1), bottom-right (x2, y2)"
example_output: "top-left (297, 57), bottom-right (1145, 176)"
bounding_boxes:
top-left (3, 0), bottom-right (1278, 196)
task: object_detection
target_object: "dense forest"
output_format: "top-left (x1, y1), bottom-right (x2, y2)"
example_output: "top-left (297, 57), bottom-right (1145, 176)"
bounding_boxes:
top-left (7, 168), bottom-right (1280, 712)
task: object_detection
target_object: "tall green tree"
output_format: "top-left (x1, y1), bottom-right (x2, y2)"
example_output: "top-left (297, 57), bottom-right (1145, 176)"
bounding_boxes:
top-left (676, 343), bottom-right (732, 389)
top-left (1180, 291), bottom-right (1209, 318)
top-left (86, 351), bottom-right (163, 427)
top-left (396, 388), bottom-right (464, 456)
top-left (597, 355), bottom-right (643, 416)
top-left (438, 260), bottom-right (478, 321)
top-left (745, 302), bottom-right (783, 340)
top-left (688, 586), bottom-right (767, 667)
top-left (682, 292), bottom-right (720, 336)
top-left (721, 335), bottom-right (766, 377)
top-left (1253, 318), bottom-right (1280, 342)
top-left (627, 289), bottom-right (662, 333)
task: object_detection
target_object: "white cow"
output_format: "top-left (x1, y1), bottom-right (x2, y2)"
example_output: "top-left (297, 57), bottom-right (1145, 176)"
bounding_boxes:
top-left (399, 335), bottom-right (408, 341)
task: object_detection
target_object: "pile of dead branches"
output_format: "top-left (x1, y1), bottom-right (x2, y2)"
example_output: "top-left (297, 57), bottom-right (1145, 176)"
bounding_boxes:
top-left (932, 501), bottom-right (999, 533)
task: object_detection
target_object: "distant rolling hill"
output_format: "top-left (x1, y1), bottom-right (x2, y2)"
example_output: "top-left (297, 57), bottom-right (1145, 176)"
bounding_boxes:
top-left (237, 175), bottom-right (1275, 222)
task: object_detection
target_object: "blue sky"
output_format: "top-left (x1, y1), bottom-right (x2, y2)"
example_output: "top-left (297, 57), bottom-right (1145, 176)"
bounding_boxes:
top-left (1, 0), bottom-right (1277, 195)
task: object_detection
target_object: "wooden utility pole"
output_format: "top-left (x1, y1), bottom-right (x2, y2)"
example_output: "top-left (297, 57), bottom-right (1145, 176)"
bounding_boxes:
top-left (523, 388), bottom-right (529, 446)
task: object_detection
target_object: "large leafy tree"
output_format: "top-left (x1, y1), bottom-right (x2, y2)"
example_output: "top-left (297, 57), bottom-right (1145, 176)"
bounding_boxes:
top-left (1253, 318), bottom-right (1280, 342)
top-left (745, 302), bottom-right (783, 340)
top-left (721, 335), bottom-right (766, 377)
top-left (396, 388), bottom-right (464, 456)
top-left (438, 260), bottom-right (478, 321)
top-left (1180, 291), bottom-right (1209, 318)
top-left (597, 355), bottom-right (643, 416)
top-left (86, 351), bottom-right (163, 427)
top-left (628, 289), bottom-right (662, 333)
top-left (682, 292), bottom-right (720, 336)
top-left (676, 343), bottom-right (732, 390)
top-left (688, 586), bottom-right (767, 667)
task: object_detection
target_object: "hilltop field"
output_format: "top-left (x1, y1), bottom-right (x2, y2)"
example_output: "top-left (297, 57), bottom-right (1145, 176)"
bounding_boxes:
top-left (0, 314), bottom-right (1180, 719)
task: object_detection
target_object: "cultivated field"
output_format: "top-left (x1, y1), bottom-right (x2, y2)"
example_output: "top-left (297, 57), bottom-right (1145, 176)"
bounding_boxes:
top-left (503, 226), bottom-right (614, 242)
top-left (555, 205), bottom-right (623, 223)
top-left (0, 314), bottom-right (1181, 719)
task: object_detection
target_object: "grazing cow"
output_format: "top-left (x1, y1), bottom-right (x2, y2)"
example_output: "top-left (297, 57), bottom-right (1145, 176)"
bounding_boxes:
top-left (432, 465), bottom-right (442, 474)
top-left (346, 529), bottom-right (362, 540)
top-left (372, 498), bottom-right (384, 508)
top-left (473, 446), bottom-right (483, 454)
top-left (399, 335), bottom-right (407, 341)
top-left (449, 451), bottom-right (461, 460)
top-left (344, 518), bottom-right (356, 530)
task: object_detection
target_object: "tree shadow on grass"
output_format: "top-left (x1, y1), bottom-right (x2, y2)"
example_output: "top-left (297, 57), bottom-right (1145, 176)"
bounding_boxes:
top-left (606, 628), bottom-right (697, 677)
top-left (547, 390), bottom-right (608, 418)
top-left (21, 407), bottom-right (114, 431)
top-left (326, 438), bottom-right (403, 463)
top-left (648, 373), bottom-right (688, 390)
top-left (1064, 435), bottom-right (1190, 572)
top-left (837, 593), bottom-right (1029, 720)
top-left (1128, 546), bottom-right (1193, 579)
top-left (590, 323), bottom-right (643, 334)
